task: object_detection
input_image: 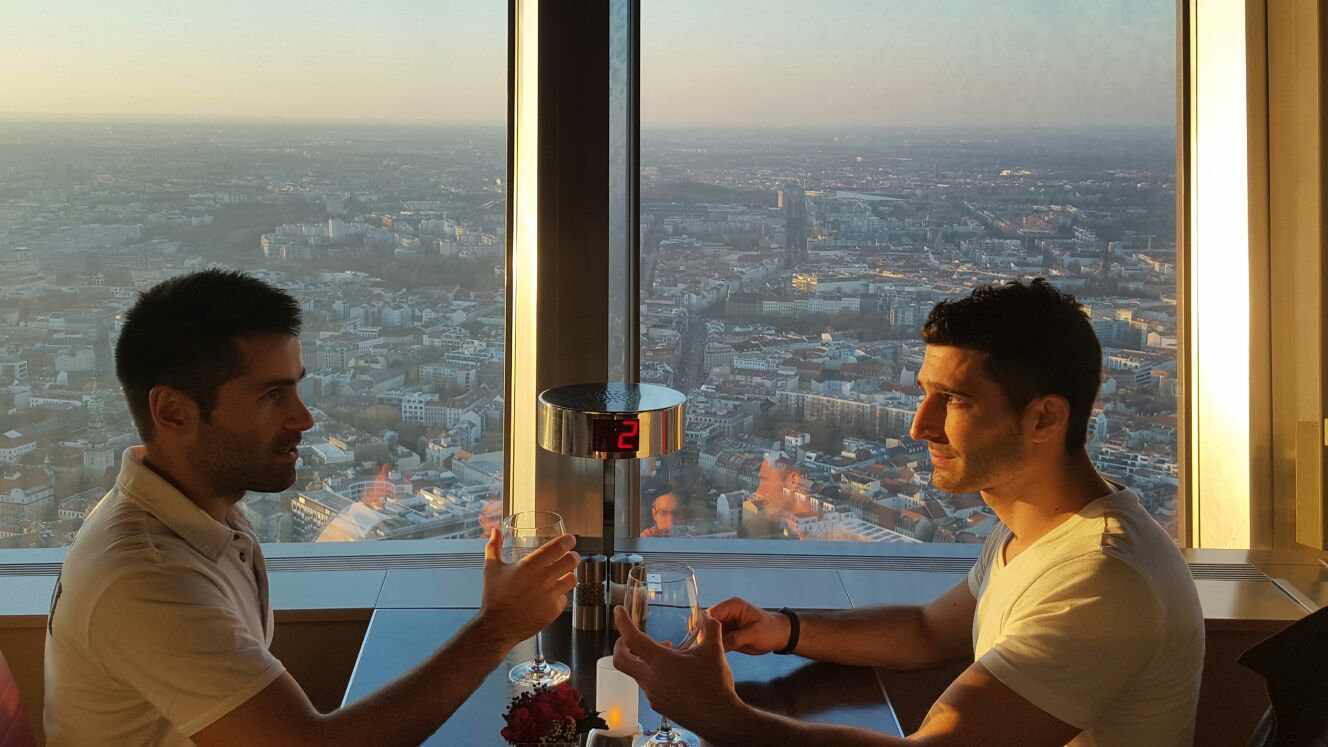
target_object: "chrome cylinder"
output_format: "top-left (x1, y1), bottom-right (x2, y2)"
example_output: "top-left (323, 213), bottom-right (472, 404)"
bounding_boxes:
top-left (536, 383), bottom-right (686, 460)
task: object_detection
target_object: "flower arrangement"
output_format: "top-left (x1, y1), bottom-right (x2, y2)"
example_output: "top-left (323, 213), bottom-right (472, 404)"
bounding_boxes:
top-left (501, 682), bottom-right (608, 745)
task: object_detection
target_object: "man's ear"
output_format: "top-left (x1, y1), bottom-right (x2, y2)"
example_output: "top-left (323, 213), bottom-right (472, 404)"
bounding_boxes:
top-left (1024, 394), bottom-right (1070, 446)
top-left (148, 385), bottom-right (200, 436)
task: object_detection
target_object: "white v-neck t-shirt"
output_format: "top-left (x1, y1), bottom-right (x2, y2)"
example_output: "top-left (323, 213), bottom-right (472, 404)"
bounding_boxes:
top-left (967, 486), bottom-right (1203, 746)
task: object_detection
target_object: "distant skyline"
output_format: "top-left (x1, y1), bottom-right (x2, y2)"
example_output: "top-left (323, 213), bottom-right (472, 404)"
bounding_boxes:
top-left (4, 0), bottom-right (1173, 128)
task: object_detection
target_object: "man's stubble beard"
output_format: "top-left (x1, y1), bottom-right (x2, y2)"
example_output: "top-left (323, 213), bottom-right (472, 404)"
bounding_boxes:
top-left (193, 421), bottom-right (297, 497)
top-left (931, 425), bottom-right (1025, 495)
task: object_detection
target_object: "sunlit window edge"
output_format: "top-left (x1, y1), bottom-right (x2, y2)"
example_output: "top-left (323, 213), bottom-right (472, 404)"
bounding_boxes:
top-left (506, 0), bottom-right (541, 516)
top-left (1189, 0), bottom-right (1259, 549)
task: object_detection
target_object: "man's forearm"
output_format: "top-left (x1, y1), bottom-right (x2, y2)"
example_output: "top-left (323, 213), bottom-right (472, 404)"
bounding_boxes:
top-left (320, 613), bottom-right (512, 745)
top-left (796, 606), bottom-right (955, 670)
top-left (699, 700), bottom-right (908, 746)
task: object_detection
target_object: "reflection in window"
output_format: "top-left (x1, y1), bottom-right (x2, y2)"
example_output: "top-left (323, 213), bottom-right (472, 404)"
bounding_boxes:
top-left (639, 1), bottom-right (1179, 544)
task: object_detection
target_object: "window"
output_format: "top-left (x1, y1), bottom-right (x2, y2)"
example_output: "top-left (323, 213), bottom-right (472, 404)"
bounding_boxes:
top-left (0, 3), bottom-right (507, 547)
top-left (635, 1), bottom-right (1181, 544)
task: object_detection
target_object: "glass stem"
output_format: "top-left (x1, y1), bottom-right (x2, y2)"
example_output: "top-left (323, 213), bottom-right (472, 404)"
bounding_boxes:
top-left (531, 629), bottom-right (546, 674)
top-left (657, 716), bottom-right (674, 735)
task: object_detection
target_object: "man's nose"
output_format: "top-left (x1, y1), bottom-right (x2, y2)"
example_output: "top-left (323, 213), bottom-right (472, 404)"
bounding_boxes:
top-left (291, 395), bottom-right (315, 432)
top-left (909, 396), bottom-right (944, 443)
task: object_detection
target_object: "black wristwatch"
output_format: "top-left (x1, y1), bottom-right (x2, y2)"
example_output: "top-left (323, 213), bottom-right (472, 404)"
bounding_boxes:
top-left (773, 607), bottom-right (800, 655)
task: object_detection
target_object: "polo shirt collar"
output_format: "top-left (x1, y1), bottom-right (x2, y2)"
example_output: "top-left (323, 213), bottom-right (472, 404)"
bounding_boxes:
top-left (114, 446), bottom-right (241, 562)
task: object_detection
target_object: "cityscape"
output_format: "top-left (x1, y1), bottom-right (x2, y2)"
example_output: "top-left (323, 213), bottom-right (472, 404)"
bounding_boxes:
top-left (0, 122), bottom-right (1178, 549)
top-left (637, 128), bottom-right (1178, 544)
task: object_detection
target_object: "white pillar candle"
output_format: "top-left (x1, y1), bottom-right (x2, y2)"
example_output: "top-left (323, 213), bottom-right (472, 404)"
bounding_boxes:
top-left (595, 655), bottom-right (639, 737)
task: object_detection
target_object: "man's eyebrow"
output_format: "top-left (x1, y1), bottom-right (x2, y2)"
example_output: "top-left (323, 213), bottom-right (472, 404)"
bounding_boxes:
top-left (259, 368), bottom-right (307, 389)
top-left (916, 376), bottom-right (974, 398)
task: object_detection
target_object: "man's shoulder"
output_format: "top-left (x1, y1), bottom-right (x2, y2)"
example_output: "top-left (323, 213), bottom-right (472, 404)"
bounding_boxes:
top-left (1092, 491), bottom-right (1194, 593)
top-left (64, 491), bottom-right (164, 578)
top-left (1039, 549), bottom-right (1157, 594)
top-left (1050, 490), bottom-right (1183, 567)
top-left (57, 490), bottom-right (211, 627)
top-left (1030, 515), bottom-right (1198, 633)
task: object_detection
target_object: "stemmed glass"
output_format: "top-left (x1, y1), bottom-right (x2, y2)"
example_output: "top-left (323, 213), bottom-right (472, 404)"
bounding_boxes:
top-left (626, 562), bottom-right (701, 747)
top-left (502, 510), bottom-right (572, 687)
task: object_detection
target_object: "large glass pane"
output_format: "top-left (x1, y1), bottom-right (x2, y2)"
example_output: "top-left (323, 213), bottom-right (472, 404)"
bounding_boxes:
top-left (638, 1), bottom-right (1180, 544)
top-left (0, 3), bottom-right (506, 547)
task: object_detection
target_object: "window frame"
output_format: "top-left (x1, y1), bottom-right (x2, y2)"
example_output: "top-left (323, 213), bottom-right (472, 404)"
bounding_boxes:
top-left (618, 0), bottom-right (1210, 553)
top-left (1266, 0), bottom-right (1328, 553)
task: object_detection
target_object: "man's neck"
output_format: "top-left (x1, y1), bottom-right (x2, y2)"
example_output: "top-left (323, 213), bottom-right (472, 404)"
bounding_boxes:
top-left (141, 448), bottom-right (239, 524)
top-left (981, 451), bottom-right (1114, 559)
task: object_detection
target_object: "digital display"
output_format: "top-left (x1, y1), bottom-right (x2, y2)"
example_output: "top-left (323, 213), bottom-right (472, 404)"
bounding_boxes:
top-left (592, 417), bottom-right (640, 453)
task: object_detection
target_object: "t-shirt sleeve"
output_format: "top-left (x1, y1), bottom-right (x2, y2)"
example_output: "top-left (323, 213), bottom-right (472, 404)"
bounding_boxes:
top-left (88, 568), bottom-right (287, 736)
top-left (977, 554), bottom-right (1163, 729)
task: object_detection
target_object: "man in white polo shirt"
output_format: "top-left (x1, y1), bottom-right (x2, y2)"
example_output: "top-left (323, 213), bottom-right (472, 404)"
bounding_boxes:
top-left (45, 270), bottom-right (579, 746)
top-left (612, 279), bottom-right (1204, 746)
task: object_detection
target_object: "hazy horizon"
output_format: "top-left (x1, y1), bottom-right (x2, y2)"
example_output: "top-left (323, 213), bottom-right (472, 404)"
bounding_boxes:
top-left (0, 114), bottom-right (1176, 135)
top-left (5, 0), bottom-right (1173, 128)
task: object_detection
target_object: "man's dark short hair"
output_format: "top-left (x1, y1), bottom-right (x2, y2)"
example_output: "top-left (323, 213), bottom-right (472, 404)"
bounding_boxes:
top-left (922, 278), bottom-right (1102, 450)
top-left (115, 269), bottom-right (302, 440)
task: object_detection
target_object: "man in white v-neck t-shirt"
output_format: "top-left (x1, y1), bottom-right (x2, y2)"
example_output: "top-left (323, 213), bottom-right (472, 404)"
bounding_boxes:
top-left (968, 482), bottom-right (1202, 744)
top-left (609, 279), bottom-right (1203, 746)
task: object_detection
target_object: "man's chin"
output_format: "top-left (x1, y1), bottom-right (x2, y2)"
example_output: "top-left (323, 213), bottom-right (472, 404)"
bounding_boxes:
top-left (247, 469), bottom-right (297, 495)
top-left (930, 471), bottom-right (970, 494)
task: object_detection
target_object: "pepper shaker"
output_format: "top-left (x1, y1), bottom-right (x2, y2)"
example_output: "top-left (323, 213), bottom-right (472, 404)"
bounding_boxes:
top-left (607, 553), bottom-right (643, 613)
top-left (573, 554), bottom-right (608, 631)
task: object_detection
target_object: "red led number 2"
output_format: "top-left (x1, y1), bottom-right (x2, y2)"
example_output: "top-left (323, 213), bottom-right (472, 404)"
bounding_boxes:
top-left (617, 419), bottom-right (639, 450)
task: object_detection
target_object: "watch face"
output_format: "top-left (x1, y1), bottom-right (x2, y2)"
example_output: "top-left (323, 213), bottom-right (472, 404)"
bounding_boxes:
top-left (592, 417), bottom-right (641, 453)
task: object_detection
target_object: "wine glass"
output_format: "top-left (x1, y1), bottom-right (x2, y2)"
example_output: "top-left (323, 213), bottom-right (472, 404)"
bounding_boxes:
top-left (626, 562), bottom-right (701, 747)
top-left (502, 510), bottom-right (572, 687)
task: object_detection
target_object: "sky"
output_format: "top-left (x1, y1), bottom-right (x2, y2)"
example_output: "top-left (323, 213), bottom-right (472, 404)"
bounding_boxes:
top-left (2, 0), bottom-right (1174, 128)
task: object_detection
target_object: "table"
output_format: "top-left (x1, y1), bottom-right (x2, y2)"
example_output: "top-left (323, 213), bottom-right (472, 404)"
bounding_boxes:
top-left (343, 608), bottom-right (904, 745)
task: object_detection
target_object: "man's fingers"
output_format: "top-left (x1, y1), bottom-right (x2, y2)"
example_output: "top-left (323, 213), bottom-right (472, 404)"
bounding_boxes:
top-left (612, 605), bottom-right (640, 638)
top-left (523, 534), bottom-right (577, 566)
top-left (555, 571), bottom-right (577, 594)
top-left (612, 637), bottom-right (652, 685)
top-left (724, 626), bottom-right (751, 648)
top-left (613, 606), bottom-right (661, 663)
top-left (698, 611), bottom-right (724, 651)
top-left (484, 528), bottom-right (502, 563)
top-left (724, 629), bottom-right (765, 655)
top-left (708, 596), bottom-right (750, 623)
top-left (547, 551), bottom-right (580, 580)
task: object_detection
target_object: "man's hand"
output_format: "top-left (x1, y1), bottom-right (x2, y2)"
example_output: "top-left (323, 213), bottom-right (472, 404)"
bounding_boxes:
top-left (479, 529), bottom-right (578, 645)
top-left (612, 606), bottom-right (744, 737)
top-left (709, 596), bottom-right (791, 655)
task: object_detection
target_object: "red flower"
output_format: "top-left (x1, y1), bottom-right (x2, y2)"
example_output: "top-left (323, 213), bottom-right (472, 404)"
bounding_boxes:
top-left (502, 683), bottom-right (606, 744)
top-left (534, 699), bottom-right (558, 725)
top-left (502, 705), bottom-right (542, 743)
top-left (549, 684), bottom-right (585, 720)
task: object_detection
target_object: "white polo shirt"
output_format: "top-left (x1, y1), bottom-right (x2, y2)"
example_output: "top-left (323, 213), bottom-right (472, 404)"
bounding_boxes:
top-left (44, 447), bottom-right (285, 746)
top-left (967, 485), bottom-right (1204, 746)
